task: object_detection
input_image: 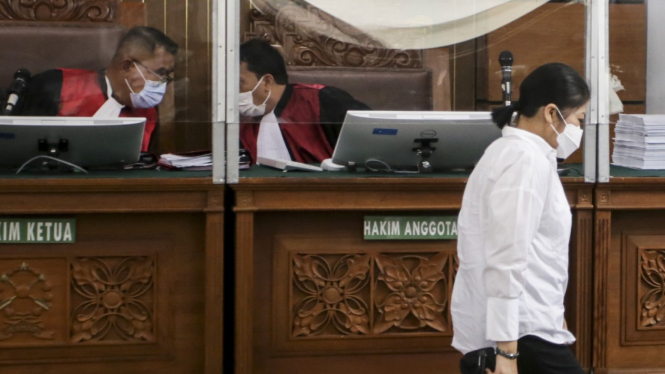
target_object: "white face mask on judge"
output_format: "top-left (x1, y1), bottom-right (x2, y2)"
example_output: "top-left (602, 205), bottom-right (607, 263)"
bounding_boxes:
top-left (126, 61), bottom-right (167, 109)
top-left (550, 107), bottom-right (584, 159)
top-left (239, 76), bottom-right (270, 117)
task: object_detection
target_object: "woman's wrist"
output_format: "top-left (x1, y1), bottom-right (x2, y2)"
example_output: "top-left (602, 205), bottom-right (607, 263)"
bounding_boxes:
top-left (496, 340), bottom-right (518, 354)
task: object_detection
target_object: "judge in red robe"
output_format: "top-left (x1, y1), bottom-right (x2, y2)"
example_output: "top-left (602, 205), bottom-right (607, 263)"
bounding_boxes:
top-left (239, 39), bottom-right (369, 164)
top-left (15, 26), bottom-right (178, 153)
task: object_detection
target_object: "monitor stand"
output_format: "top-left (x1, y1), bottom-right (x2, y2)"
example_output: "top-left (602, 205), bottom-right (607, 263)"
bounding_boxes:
top-left (413, 138), bottom-right (438, 173)
top-left (15, 138), bottom-right (87, 174)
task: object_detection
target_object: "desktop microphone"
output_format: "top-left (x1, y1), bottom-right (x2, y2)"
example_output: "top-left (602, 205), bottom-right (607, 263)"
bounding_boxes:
top-left (499, 51), bottom-right (513, 106)
top-left (2, 68), bottom-right (31, 115)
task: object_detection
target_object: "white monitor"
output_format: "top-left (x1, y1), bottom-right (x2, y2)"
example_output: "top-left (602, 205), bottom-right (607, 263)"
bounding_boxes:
top-left (332, 111), bottom-right (502, 172)
top-left (0, 116), bottom-right (146, 169)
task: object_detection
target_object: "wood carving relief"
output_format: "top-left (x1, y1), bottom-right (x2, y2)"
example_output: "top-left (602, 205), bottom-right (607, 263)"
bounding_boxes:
top-left (71, 257), bottom-right (155, 343)
top-left (0, 0), bottom-right (117, 22)
top-left (640, 249), bottom-right (665, 329)
top-left (292, 254), bottom-right (370, 336)
top-left (245, 1), bottom-right (421, 68)
top-left (374, 253), bottom-right (448, 333)
top-left (622, 234), bottom-right (665, 346)
top-left (291, 252), bottom-right (451, 339)
top-left (0, 262), bottom-right (54, 341)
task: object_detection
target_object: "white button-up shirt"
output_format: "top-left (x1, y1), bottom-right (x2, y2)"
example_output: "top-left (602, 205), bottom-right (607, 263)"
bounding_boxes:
top-left (451, 126), bottom-right (575, 354)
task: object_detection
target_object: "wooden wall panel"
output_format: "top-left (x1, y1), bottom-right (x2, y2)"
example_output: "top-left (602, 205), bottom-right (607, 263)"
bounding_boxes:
top-left (603, 211), bottom-right (665, 370)
top-left (451, 39), bottom-right (479, 111)
top-left (610, 4), bottom-right (647, 103)
top-left (253, 212), bottom-right (460, 374)
top-left (479, 3), bottom-right (646, 106)
top-left (0, 213), bottom-right (206, 373)
top-left (118, 2), bottom-right (146, 30)
top-left (423, 47), bottom-right (451, 111)
top-left (483, 3), bottom-right (586, 103)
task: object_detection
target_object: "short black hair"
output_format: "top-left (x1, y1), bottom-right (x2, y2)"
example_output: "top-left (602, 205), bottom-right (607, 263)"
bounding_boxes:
top-left (115, 26), bottom-right (179, 59)
top-left (492, 62), bottom-right (590, 129)
top-left (240, 38), bottom-right (288, 85)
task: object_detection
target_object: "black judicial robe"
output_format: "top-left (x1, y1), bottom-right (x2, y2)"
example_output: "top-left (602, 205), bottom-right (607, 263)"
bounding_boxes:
top-left (240, 83), bottom-right (370, 164)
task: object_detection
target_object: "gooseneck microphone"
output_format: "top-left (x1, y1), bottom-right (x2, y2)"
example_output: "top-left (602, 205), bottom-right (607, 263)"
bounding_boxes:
top-left (2, 68), bottom-right (31, 115)
top-left (499, 51), bottom-right (513, 106)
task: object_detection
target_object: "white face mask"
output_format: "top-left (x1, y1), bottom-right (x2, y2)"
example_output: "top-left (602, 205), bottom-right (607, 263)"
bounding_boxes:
top-left (239, 76), bottom-right (270, 117)
top-left (125, 62), bottom-right (167, 109)
top-left (550, 107), bottom-right (584, 159)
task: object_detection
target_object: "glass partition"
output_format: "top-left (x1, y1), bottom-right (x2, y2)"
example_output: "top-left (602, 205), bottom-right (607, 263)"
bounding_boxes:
top-left (606, 0), bottom-right (659, 178)
top-left (228, 0), bottom-right (592, 180)
top-left (0, 0), bottom-right (213, 178)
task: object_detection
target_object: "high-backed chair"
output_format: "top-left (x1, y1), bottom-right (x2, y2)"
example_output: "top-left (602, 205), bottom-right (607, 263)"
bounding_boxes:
top-left (0, 23), bottom-right (125, 87)
top-left (0, 19), bottom-right (175, 154)
top-left (287, 66), bottom-right (433, 111)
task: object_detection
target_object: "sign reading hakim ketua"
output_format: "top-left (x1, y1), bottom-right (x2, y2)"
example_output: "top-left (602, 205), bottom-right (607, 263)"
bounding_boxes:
top-left (0, 219), bottom-right (76, 243)
top-left (364, 216), bottom-right (457, 240)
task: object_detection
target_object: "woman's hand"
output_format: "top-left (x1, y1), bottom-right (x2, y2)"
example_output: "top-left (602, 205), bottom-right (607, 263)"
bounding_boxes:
top-left (487, 355), bottom-right (518, 374)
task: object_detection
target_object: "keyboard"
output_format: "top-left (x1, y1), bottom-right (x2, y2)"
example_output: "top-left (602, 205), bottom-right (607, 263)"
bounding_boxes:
top-left (257, 156), bottom-right (323, 172)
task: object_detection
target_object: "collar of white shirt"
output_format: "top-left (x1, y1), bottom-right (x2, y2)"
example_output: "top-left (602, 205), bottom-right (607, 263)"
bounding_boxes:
top-left (502, 125), bottom-right (557, 160)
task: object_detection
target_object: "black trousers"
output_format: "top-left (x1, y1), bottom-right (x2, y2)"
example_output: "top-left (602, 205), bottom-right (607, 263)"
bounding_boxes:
top-left (459, 335), bottom-right (586, 374)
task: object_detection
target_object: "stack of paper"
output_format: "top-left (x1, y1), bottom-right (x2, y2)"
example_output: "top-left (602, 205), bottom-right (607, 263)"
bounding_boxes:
top-left (613, 114), bottom-right (665, 169)
top-left (159, 152), bottom-right (212, 170)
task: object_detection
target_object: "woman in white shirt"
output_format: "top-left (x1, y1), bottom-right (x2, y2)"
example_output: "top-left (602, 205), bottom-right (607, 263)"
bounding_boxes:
top-left (451, 63), bottom-right (589, 374)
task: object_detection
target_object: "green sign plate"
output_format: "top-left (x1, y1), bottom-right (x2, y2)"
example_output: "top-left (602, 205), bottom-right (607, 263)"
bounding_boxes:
top-left (0, 219), bottom-right (76, 244)
top-left (364, 216), bottom-right (458, 240)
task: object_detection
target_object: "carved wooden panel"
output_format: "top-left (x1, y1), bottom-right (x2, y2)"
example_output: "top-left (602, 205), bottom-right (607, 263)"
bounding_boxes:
top-left (292, 253), bottom-right (371, 337)
top-left (291, 252), bottom-right (452, 340)
top-left (0, 0), bottom-right (117, 22)
top-left (623, 234), bottom-right (665, 346)
top-left (0, 248), bottom-right (171, 365)
top-left (639, 250), bottom-right (665, 329)
top-left (71, 257), bottom-right (155, 343)
top-left (271, 230), bottom-right (458, 357)
top-left (244, 1), bottom-right (421, 68)
top-left (0, 259), bottom-right (66, 345)
top-left (374, 253), bottom-right (449, 334)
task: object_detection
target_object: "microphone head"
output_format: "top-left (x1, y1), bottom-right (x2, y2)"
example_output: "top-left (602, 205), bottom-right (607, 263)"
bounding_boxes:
top-left (499, 51), bottom-right (514, 67)
top-left (13, 68), bottom-right (31, 81)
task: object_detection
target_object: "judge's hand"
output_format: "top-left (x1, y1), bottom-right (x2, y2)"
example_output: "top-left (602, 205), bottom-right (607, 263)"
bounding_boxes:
top-left (487, 355), bottom-right (517, 374)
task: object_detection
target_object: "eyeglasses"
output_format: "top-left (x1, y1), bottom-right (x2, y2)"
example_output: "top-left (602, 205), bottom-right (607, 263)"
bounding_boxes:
top-left (134, 60), bottom-right (174, 84)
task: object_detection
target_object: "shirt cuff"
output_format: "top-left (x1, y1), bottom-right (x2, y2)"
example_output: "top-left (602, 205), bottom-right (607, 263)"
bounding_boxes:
top-left (486, 297), bottom-right (520, 342)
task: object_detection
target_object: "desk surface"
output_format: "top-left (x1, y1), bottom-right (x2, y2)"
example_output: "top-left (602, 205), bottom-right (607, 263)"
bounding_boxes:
top-left (238, 164), bottom-right (587, 184)
top-left (0, 169), bottom-right (211, 180)
top-left (610, 165), bottom-right (665, 179)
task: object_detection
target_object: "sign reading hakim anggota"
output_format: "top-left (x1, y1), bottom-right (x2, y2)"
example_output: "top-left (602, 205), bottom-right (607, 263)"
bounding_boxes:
top-left (0, 219), bottom-right (76, 244)
top-left (364, 216), bottom-right (458, 240)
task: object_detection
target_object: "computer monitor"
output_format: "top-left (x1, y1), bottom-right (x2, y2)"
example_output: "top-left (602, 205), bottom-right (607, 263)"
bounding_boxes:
top-left (332, 111), bottom-right (502, 172)
top-left (0, 116), bottom-right (146, 169)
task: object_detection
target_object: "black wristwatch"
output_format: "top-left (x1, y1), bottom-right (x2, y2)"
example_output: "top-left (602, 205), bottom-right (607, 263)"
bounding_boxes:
top-left (495, 347), bottom-right (520, 360)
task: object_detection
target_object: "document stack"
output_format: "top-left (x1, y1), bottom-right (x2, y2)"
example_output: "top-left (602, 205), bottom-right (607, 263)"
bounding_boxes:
top-left (612, 114), bottom-right (665, 169)
top-left (158, 152), bottom-right (212, 170)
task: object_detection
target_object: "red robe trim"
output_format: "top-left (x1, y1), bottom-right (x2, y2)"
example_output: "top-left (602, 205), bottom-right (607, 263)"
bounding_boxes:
top-left (58, 68), bottom-right (157, 152)
top-left (240, 84), bottom-right (333, 164)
